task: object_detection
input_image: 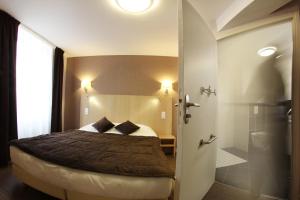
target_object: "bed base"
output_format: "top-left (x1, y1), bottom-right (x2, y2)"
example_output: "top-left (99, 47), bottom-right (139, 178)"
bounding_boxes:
top-left (12, 164), bottom-right (169, 200)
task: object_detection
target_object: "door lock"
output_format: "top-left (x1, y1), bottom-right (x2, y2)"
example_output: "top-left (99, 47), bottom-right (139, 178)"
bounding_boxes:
top-left (184, 94), bottom-right (200, 124)
top-left (185, 113), bottom-right (192, 119)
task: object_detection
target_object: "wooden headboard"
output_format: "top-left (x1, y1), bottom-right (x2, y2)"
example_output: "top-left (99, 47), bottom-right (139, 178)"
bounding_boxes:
top-left (80, 95), bottom-right (172, 136)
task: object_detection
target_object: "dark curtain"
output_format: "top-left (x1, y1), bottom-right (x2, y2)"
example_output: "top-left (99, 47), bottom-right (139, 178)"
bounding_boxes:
top-left (51, 47), bottom-right (64, 132)
top-left (0, 11), bottom-right (19, 166)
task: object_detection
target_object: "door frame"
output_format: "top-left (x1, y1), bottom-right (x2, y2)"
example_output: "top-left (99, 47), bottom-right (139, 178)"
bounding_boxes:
top-left (215, 9), bottom-right (300, 200)
top-left (174, 0), bottom-right (184, 199)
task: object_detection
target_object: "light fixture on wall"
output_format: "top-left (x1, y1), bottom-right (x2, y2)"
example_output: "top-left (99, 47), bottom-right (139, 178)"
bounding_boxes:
top-left (161, 80), bottom-right (172, 95)
top-left (115, 0), bottom-right (155, 14)
top-left (257, 46), bottom-right (277, 57)
top-left (81, 80), bottom-right (92, 94)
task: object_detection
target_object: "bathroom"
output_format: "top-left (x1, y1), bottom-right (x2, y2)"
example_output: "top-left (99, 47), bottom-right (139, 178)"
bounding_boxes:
top-left (216, 21), bottom-right (293, 199)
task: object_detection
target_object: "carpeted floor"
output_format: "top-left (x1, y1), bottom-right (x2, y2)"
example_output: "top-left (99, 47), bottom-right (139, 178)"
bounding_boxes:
top-left (0, 165), bottom-right (57, 200)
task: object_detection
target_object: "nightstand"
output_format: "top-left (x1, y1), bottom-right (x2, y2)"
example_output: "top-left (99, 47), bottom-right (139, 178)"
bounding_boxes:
top-left (159, 135), bottom-right (176, 157)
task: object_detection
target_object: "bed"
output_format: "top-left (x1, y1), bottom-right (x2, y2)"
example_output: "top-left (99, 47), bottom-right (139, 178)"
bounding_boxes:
top-left (10, 95), bottom-right (174, 200)
top-left (10, 123), bottom-right (174, 200)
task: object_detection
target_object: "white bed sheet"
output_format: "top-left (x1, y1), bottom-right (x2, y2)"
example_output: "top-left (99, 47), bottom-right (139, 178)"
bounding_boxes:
top-left (10, 146), bottom-right (173, 199)
top-left (79, 123), bottom-right (158, 137)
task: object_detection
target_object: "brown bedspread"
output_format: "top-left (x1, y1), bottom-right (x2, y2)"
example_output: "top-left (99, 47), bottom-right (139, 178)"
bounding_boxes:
top-left (10, 130), bottom-right (174, 178)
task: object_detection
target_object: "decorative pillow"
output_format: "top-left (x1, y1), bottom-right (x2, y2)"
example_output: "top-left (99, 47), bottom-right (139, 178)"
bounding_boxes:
top-left (92, 117), bottom-right (114, 133)
top-left (115, 121), bottom-right (140, 135)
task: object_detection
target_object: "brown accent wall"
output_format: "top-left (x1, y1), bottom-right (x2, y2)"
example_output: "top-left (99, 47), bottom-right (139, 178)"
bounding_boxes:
top-left (64, 55), bottom-right (178, 135)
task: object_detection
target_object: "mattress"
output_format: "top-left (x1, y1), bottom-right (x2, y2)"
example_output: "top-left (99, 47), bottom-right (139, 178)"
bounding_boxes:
top-left (10, 146), bottom-right (173, 199)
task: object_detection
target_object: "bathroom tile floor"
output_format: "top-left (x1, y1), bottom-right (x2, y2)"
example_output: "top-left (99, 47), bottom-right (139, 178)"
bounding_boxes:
top-left (216, 147), bottom-right (289, 199)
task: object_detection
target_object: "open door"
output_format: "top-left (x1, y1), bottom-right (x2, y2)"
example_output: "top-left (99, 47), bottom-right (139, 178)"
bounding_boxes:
top-left (175, 0), bottom-right (218, 199)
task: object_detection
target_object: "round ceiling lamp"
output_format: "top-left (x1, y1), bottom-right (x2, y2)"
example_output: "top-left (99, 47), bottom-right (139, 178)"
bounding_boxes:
top-left (115, 0), bottom-right (154, 13)
top-left (257, 46), bottom-right (277, 57)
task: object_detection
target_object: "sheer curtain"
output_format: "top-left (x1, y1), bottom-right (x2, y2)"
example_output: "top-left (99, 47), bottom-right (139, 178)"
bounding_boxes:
top-left (16, 25), bottom-right (54, 139)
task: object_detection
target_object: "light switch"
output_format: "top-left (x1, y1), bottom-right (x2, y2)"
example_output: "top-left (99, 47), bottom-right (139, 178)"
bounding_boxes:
top-left (161, 111), bottom-right (166, 119)
top-left (84, 107), bottom-right (89, 115)
top-left (254, 106), bottom-right (259, 115)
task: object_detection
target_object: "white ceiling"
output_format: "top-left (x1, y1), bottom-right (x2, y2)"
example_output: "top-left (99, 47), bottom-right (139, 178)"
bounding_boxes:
top-left (0, 0), bottom-right (292, 57)
top-left (189, 0), bottom-right (291, 33)
top-left (0, 0), bottom-right (178, 57)
top-left (221, 0), bottom-right (293, 30)
top-left (187, 0), bottom-right (235, 32)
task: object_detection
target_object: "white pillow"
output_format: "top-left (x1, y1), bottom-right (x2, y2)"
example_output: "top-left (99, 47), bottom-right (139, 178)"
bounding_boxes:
top-left (79, 122), bottom-right (157, 137)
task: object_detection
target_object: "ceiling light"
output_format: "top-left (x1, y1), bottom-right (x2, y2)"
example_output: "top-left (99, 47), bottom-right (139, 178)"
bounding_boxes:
top-left (257, 47), bottom-right (277, 57)
top-left (115, 0), bottom-right (154, 13)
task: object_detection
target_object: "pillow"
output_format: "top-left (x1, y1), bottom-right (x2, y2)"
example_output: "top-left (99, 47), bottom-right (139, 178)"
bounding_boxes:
top-left (92, 117), bottom-right (114, 133)
top-left (115, 121), bottom-right (140, 135)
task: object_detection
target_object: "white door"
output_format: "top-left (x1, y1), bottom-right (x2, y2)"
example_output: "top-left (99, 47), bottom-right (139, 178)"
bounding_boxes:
top-left (175, 0), bottom-right (218, 199)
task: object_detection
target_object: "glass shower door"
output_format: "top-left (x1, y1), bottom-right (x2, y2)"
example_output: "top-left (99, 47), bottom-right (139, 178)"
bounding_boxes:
top-left (216, 21), bottom-right (293, 199)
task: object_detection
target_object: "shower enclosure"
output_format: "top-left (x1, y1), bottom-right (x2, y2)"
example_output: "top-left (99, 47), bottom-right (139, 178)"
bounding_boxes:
top-left (216, 21), bottom-right (293, 199)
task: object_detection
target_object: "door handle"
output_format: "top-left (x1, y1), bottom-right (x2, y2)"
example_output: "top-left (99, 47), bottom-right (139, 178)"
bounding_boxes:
top-left (198, 135), bottom-right (217, 148)
top-left (186, 102), bottom-right (200, 107)
top-left (184, 94), bottom-right (200, 124)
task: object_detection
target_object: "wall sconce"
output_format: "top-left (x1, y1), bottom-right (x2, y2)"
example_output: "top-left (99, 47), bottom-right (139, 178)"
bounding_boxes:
top-left (161, 80), bottom-right (172, 95)
top-left (81, 80), bottom-right (92, 94)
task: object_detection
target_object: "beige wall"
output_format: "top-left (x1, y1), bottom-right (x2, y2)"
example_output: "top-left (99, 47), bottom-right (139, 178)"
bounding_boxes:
top-left (64, 55), bottom-right (178, 135)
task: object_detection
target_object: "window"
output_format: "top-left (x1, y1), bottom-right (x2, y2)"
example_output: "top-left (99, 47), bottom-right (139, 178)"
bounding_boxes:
top-left (16, 25), bottom-right (54, 139)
